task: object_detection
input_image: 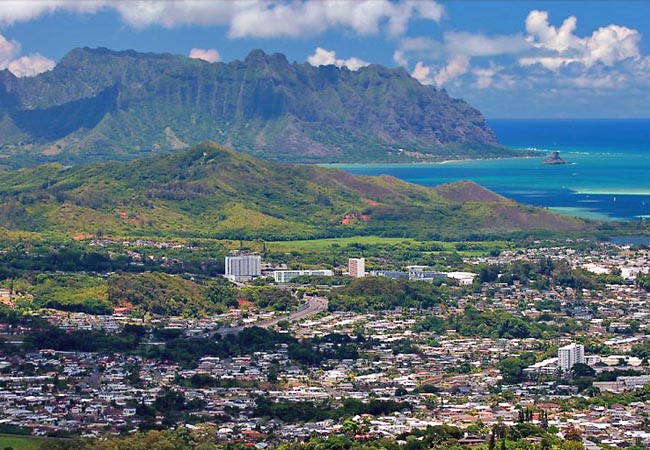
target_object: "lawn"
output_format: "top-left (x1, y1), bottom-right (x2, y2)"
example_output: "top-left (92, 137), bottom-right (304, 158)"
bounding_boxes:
top-left (0, 434), bottom-right (54, 450)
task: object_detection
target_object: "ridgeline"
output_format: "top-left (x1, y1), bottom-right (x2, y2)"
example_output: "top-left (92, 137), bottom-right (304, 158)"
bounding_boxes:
top-left (0, 48), bottom-right (512, 167)
top-left (0, 142), bottom-right (591, 240)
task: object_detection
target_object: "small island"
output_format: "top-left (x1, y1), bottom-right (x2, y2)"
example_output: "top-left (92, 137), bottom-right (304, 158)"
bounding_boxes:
top-left (543, 150), bottom-right (568, 164)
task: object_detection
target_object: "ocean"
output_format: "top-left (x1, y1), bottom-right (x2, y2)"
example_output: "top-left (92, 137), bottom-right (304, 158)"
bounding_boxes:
top-left (333, 119), bottom-right (650, 222)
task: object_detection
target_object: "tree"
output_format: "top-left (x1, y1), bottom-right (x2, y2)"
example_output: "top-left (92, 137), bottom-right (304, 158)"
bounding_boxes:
top-left (564, 424), bottom-right (582, 442)
top-left (499, 358), bottom-right (526, 384)
top-left (570, 362), bottom-right (594, 378)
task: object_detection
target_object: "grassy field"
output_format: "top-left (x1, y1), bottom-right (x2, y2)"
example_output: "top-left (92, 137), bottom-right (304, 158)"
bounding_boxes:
top-left (267, 236), bottom-right (419, 250)
top-left (0, 434), bottom-right (55, 450)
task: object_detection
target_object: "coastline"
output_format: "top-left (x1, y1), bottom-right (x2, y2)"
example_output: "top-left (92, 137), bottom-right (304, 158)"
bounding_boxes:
top-left (322, 151), bottom-right (544, 168)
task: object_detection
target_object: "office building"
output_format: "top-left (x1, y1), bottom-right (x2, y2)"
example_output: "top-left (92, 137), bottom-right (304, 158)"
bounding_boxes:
top-left (225, 254), bottom-right (262, 281)
top-left (273, 269), bottom-right (334, 283)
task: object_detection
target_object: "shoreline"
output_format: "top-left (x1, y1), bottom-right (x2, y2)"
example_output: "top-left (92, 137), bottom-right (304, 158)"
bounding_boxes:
top-left (322, 152), bottom-right (545, 168)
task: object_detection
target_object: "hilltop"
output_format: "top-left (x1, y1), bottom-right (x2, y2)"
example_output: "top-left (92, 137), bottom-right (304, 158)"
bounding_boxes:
top-left (0, 48), bottom-right (513, 167)
top-left (0, 142), bottom-right (590, 240)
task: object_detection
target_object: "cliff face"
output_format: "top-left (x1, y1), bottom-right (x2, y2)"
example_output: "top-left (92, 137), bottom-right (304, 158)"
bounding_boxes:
top-left (0, 48), bottom-right (502, 166)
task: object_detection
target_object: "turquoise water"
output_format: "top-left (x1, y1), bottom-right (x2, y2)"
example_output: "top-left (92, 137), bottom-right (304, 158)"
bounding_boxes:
top-left (332, 119), bottom-right (650, 221)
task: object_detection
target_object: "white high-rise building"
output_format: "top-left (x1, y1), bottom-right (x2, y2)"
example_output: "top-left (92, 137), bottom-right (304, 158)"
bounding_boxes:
top-left (558, 343), bottom-right (585, 372)
top-left (225, 254), bottom-right (261, 281)
top-left (348, 258), bottom-right (365, 278)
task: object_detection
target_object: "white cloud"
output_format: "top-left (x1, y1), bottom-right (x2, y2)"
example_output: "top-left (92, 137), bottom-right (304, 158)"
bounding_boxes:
top-left (412, 61), bottom-right (433, 85)
top-left (189, 48), bottom-right (221, 63)
top-left (585, 25), bottom-right (640, 66)
top-left (114, 1), bottom-right (253, 30)
top-left (0, 1), bottom-right (104, 26)
top-left (308, 48), bottom-right (337, 67)
top-left (229, 1), bottom-right (443, 38)
top-left (0, 32), bottom-right (54, 77)
top-left (393, 50), bottom-right (408, 67)
top-left (444, 31), bottom-right (530, 57)
top-left (7, 53), bottom-right (56, 77)
top-left (525, 10), bottom-right (580, 53)
top-left (307, 47), bottom-right (369, 71)
top-left (571, 74), bottom-right (623, 89)
top-left (434, 55), bottom-right (470, 87)
top-left (0, 33), bottom-right (21, 67)
top-left (522, 10), bottom-right (641, 70)
top-left (412, 56), bottom-right (470, 87)
top-left (472, 64), bottom-right (515, 90)
top-left (472, 65), bottom-right (501, 90)
top-left (0, 1), bottom-right (444, 38)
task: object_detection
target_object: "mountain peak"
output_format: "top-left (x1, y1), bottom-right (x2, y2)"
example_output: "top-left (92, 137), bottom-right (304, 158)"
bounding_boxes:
top-left (0, 46), bottom-right (505, 167)
top-left (243, 49), bottom-right (290, 68)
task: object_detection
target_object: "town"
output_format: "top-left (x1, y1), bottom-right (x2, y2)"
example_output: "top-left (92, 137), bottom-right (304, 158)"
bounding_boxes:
top-left (1, 239), bottom-right (649, 449)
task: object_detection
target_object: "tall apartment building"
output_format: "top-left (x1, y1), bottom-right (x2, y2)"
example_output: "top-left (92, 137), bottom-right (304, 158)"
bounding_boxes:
top-left (348, 258), bottom-right (365, 278)
top-left (225, 254), bottom-right (262, 281)
top-left (557, 343), bottom-right (585, 372)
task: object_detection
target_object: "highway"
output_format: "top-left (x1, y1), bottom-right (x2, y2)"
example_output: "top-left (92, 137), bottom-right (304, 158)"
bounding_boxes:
top-left (213, 296), bottom-right (328, 337)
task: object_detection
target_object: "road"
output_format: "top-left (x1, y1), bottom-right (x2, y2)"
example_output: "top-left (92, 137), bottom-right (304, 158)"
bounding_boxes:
top-left (213, 296), bottom-right (328, 337)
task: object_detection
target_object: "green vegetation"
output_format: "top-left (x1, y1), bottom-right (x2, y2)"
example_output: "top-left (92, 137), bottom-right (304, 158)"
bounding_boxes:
top-left (637, 272), bottom-right (650, 291)
top-left (237, 285), bottom-right (296, 311)
top-left (253, 397), bottom-right (410, 423)
top-left (0, 142), bottom-right (597, 242)
top-left (143, 328), bottom-right (360, 369)
top-left (0, 434), bottom-right (56, 450)
top-left (30, 273), bottom-right (111, 314)
top-left (328, 277), bottom-right (449, 311)
top-left (478, 257), bottom-right (625, 290)
top-left (107, 272), bottom-right (232, 316)
top-left (22, 324), bottom-right (144, 353)
top-left (1, 48), bottom-right (506, 168)
top-left (566, 384), bottom-right (650, 409)
top-left (415, 305), bottom-right (584, 339)
top-left (28, 422), bottom-right (576, 450)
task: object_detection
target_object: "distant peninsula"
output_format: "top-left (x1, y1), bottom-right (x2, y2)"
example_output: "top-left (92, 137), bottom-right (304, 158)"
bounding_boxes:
top-left (544, 151), bottom-right (568, 165)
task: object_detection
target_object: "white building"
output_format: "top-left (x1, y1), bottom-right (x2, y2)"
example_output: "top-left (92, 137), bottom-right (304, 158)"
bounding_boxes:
top-left (446, 271), bottom-right (477, 285)
top-left (348, 258), bottom-right (365, 278)
top-left (225, 254), bottom-right (262, 281)
top-left (558, 343), bottom-right (585, 372)
top-left (523, 357), bottom-right (559, 376)
top-left (273, 269), bottom-right (334, 283)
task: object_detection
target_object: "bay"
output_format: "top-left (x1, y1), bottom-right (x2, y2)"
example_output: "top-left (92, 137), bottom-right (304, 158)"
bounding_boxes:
top-left (331, 119), bottom-right (650, 222)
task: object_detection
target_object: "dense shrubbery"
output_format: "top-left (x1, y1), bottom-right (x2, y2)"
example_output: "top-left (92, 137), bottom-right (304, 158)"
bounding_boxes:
top-left (144, 327), bottom-right (360, 369)
top-left (30, 273), bottom-right (112, 314)
top-left (478, 257), bottom-right (623, 290)
top-left (254, 397), bottom-right (410, 423)
top-left (638, 273), bottom-right (650, 291)
top-left (237, 285), bottom-right (296, 311)
top-left (327, 277), bottom-right (448, 311)
top-left (107, 272), bottom-right (234, 316)
top-left (415, 305), bottom-right (581, 339)
top-left (22, 325), bottom-right (144, 353)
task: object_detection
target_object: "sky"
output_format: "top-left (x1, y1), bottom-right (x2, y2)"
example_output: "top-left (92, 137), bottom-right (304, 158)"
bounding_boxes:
top-left (1, 0), bottom-right (649, 118)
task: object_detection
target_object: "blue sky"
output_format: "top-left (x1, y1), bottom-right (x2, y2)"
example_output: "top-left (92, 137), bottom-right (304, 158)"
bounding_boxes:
top-left (1, 0), bottom-right (649, 118)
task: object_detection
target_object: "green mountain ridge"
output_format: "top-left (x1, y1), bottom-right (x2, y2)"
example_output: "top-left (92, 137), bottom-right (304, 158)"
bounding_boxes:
top-left (0, 47), bottom-right (512, 167)
top-left (0, 142), bottom-right (591, 240)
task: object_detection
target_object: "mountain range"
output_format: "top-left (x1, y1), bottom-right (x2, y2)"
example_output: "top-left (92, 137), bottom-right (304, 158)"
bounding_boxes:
top-left (0, 142), bottom-right (591, 241)
top-left (0, 48), bottom-right (514, 167)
